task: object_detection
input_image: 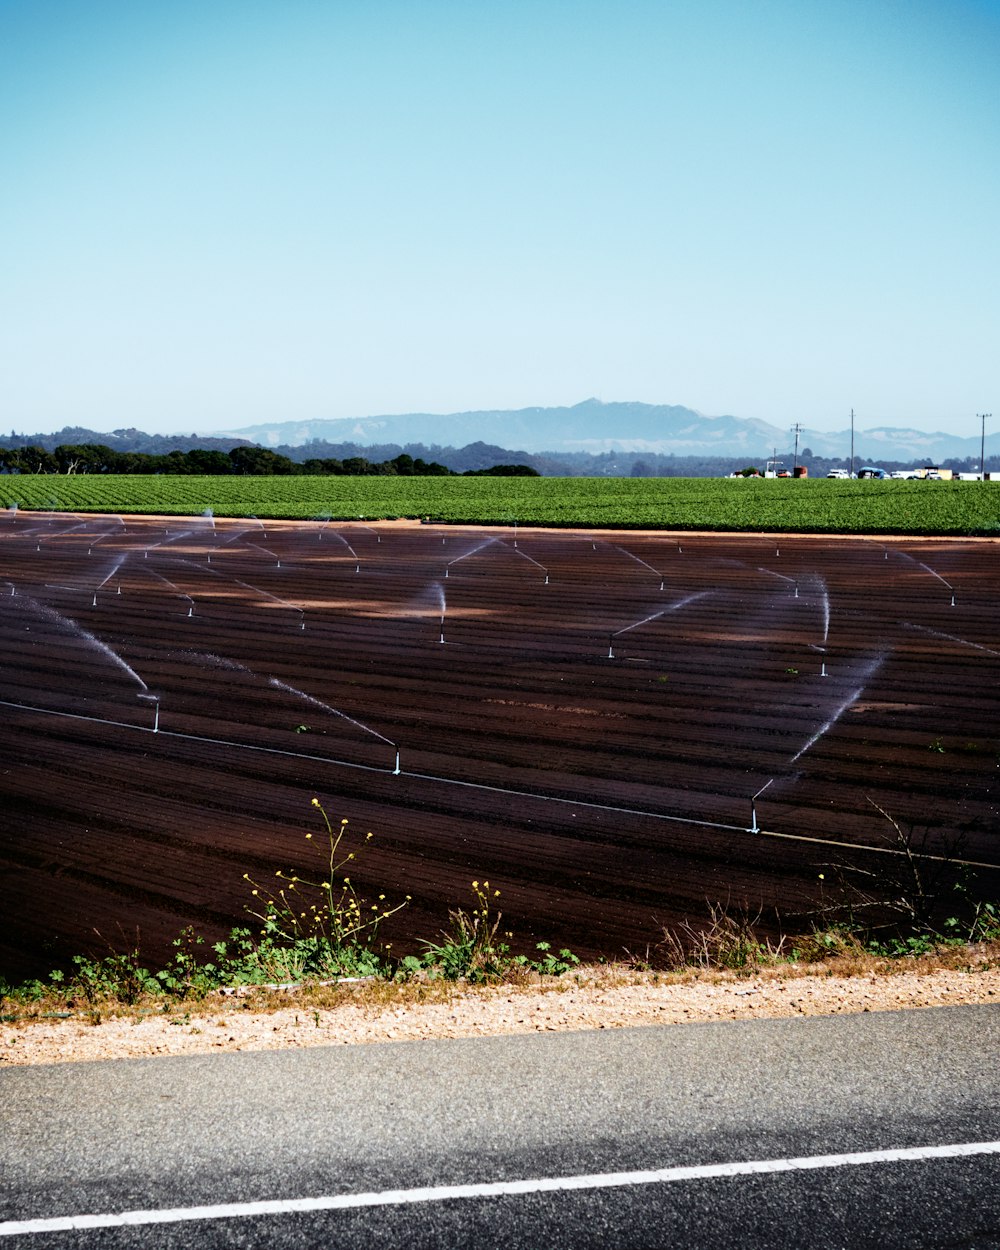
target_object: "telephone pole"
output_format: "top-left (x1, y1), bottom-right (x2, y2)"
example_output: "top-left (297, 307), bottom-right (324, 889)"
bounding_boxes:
top-left (849, 408), bottom-right (855, 479)
top-left (978, 413), bottom-right (992, 480)
top-left (791, 423), bottom-right (804, 476)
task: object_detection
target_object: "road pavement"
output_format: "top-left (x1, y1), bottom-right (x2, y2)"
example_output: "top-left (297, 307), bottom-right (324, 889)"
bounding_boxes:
top-left (2, 1005), bottom-right (999, 1247)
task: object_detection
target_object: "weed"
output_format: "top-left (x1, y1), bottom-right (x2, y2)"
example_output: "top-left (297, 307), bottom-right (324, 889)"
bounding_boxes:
top-left (62, 933), bottom-right (159, 1007)
top-left (417, 881), bottom-right (513, 982)
top-left (658, 901), bottom-right (787, 972)
top-left (239, 799), bottom-right (409, 981)
top-left (412, 882), bottom-right (579, 983)
top-left (155, 928), bottom-right (224, 999)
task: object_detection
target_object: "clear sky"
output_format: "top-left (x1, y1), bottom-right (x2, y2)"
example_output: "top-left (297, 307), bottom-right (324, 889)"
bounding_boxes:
top-left (2, 0), bottom-right (997, 437)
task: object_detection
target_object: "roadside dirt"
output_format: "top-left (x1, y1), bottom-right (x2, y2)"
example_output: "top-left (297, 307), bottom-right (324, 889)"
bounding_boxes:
top-left (4, 957), bottom-right (998, 1066)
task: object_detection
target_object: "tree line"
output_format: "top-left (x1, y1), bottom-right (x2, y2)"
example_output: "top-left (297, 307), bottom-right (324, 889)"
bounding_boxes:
top-left (0, 444), bottom-right (539, 478)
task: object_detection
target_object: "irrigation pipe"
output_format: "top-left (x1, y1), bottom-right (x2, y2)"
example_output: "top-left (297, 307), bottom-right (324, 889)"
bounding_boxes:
top-left (0, 697), bottom-right (997, 871)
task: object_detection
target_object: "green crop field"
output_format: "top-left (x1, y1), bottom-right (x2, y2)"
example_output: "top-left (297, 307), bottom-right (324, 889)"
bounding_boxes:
top-left (0, 475), bottom-right (998, 535)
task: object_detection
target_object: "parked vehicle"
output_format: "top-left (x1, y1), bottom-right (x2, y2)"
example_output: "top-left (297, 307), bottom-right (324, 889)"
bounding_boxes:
top-left (857, 466), bottom-right (888, 479)
top-left (826, 469), bottom-right (850, 479)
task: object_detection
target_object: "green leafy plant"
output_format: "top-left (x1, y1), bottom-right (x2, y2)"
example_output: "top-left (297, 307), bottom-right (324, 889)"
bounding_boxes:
top-left (63, 940), bottom-right (160, 1007)
top-left (154, 927), bottom-right (225, 998)
top-left (415, 881), bottom-right (579, 982)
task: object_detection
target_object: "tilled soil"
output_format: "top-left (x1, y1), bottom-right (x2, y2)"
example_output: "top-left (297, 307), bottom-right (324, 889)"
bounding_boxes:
top-left (4, 962), bottom-right (999, 1067)
top-left (2, 517), bottom-right (999, 982)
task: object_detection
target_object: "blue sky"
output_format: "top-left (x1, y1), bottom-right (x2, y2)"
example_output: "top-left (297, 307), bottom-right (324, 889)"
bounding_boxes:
top-left (2, 0), bottom-right (997, 437)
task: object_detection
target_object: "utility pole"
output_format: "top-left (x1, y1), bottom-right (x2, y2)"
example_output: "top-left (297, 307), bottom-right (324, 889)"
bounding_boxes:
top-left (791, 423), bottom-right (804, 476)
top-left (978, 413), bottom-right (992, 480)
top-left (849, 408), bottom-right (855, 479)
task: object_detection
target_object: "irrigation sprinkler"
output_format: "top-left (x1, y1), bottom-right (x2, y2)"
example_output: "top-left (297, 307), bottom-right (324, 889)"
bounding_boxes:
top-left (607, 634), bottom-right (615, 659)
top-left (91, 594), bottom-right (97, 607)
top-left (138, 694), bottom-right (161, 733)
top-left (392, 749), bottom-right (401, 775)
top-left (820, 661), bottom-right (828, 677)
top-left (513, 519), bottom-right (518, 548)
top-left (749, 779), bottom-right (773, 833)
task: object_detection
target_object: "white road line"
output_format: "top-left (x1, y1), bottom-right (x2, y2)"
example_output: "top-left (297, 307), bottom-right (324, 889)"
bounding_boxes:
top-left (3, 1141), bottom-right (999, 1236)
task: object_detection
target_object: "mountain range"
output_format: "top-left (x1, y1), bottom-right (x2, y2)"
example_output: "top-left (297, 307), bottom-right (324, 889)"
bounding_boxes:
top-left (223, 400), bottom-right (994, 464)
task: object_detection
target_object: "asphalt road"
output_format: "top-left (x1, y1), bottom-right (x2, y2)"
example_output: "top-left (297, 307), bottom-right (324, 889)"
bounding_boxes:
top-left (2, 1005), bottom-right (999, 1248)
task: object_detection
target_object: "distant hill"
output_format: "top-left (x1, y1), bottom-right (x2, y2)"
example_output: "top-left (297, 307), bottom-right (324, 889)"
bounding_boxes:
top-left (223, 399), bottom-right (995, 463)
top-left (4, 406), bottom-right (995, 476)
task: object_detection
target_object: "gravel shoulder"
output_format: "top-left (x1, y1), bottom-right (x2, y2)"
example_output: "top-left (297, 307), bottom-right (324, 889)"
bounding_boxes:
top-left (4, 957), bottom-right (999, 1067)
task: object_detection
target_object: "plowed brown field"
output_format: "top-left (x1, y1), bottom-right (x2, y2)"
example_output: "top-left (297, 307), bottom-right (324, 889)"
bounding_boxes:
top-left (2, 513), bottom-right (998, 980)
